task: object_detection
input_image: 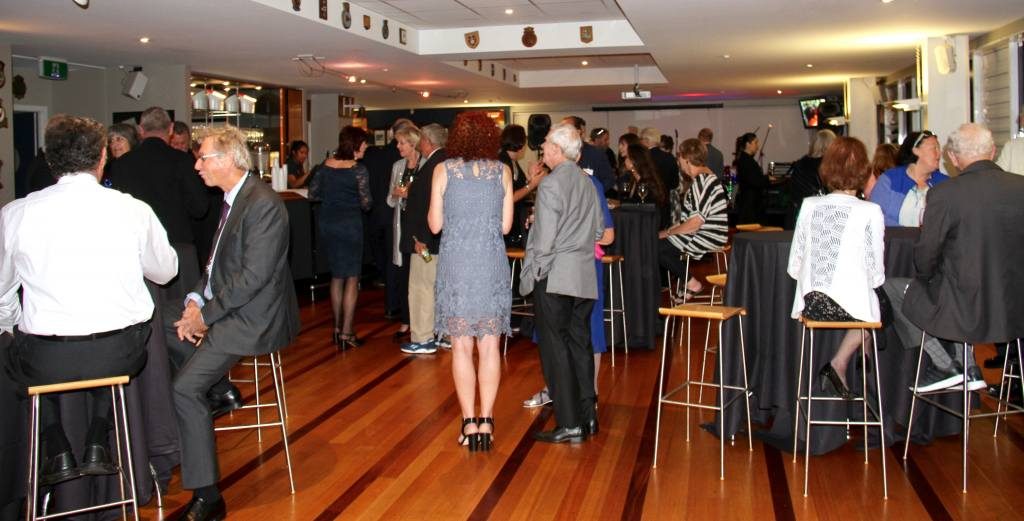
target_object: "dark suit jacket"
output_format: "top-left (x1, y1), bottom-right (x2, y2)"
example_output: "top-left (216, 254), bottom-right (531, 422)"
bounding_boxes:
top-left (109, 137), bottom-right (208, 244)
top-left (362, 141), bottom-right (402, 223)
top-left (196, 176), bottom-right (300, 356)
top-left (903, 160), bottom-right (1024, 343)
top-left (578, 143), bottom-right (614, 193)
top-left (705, 143), bottom-right (725, 180)
top-left (735, 152), bottom-right (768, 224)
top-left (650, 146), bottom-right (680, 193)
top-left (400, 148), bottom-right (446, 254)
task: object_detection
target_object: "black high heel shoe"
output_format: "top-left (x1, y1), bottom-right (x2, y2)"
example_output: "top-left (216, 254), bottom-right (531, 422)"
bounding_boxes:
top-left (818, 363), bottom-right (854, 400)
top-left (339, 333), bottom-right (362, 349)
top-left (458, 417), bottom-right (477, 449)
top-left (475, 417), bottom-right (494, 452)
top-left (333, 330), bottom-right (341, 347)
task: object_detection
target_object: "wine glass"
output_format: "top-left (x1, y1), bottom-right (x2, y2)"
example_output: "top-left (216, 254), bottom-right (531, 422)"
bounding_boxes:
top-left (637, 182), bottom-right (649, 204)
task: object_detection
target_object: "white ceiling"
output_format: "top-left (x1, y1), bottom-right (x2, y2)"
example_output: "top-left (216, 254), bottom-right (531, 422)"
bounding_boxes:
top-left (1, 0), bottom-right (1022, 109)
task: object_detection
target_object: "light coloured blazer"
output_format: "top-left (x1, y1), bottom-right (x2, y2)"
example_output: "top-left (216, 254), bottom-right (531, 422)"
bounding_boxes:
top-left (519, 160), bottom-right (604, 299)
top-left (386, 156), bottom-right (425, 267)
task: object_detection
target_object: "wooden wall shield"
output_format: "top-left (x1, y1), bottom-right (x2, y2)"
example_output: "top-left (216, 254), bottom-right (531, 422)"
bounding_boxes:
top-left (580, 25), bottom-right (593, 44)
top-left (464, 31), bottom-right (480, 49)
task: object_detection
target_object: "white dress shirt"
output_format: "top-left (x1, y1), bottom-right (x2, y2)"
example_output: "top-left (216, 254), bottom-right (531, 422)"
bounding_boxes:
top-left (0, 173), bottom-right (178, 335)
top-left (788, 193), bottom-right (885, 322)
top-left (996, 137), bottom-right (1024, 176)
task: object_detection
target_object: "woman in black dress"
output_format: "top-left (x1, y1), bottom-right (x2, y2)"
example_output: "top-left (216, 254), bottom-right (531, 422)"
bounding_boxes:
top-left (311, 126), bottom-right (372, 348)
top-left (733, 132), bottom-right (769, 224)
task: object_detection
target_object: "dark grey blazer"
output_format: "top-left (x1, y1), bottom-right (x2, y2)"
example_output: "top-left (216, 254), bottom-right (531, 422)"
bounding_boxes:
top-left (903, 160), bottom-right (1024, 343)
top-left (195, 176), bottom-right (301, 356)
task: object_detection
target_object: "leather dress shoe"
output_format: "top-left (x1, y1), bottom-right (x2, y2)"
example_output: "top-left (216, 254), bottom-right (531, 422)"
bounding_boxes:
top-left (584, 418), bottom-right (599, 437)
top-left (209, 387), bottom-right (243, 419)
top-left (39, 450), bottom-right (82, 486)
top-left (79, 443), bottom-right (118, 476)
top-left (174, 495), bottom-right (226, 521)
top-left (533, 426), bottom-right (586, 444)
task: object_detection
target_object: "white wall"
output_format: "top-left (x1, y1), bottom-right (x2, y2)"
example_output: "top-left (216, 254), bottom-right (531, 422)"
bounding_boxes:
top-left (308, 93), bottom-right (343, 162)
top-left (923, 35), bottom-right (971, 146)
top-left (847, 77), bottom-right (879, 153)
top-left (510, 99), bottom-right (819, 167)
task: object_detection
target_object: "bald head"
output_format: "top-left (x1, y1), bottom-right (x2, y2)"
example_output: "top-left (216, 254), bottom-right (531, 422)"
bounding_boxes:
top-left (945, 123), bottom-right (995, 170)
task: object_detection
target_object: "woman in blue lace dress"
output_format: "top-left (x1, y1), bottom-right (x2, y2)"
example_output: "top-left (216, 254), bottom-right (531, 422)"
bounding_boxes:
top-left (428, 112), bottom-right (513, 452)
top-left (310, 126), bottom-right (371, 349)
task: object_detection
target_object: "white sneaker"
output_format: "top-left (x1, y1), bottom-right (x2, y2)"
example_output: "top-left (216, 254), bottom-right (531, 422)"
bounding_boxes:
top-left (522, 389), bottom-right (552, 408)
top-left (913, 364), bottom-right (964, 393)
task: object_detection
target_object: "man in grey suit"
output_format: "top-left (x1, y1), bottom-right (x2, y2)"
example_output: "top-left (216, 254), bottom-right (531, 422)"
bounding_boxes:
top-left (520, 123), bottom-right (605, 443)
top-left (172, 126), bottom-right (301, 520)
top-left (699, 128), bottom-right (725, 181)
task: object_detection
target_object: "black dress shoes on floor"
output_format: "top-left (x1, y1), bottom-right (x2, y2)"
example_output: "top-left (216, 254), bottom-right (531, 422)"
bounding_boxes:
top-left (209, 387), bottom-right (244, 419)
top-left (584, 418), bottom-right (599, 438)
top-left (533, 426), bottom-right (586, 444)
top-left (39, 450), bottom-right (82, 486)
top-left (174, 496), bottom-right (226, 521)
top-left (79, 443), bottom-right (118, 476)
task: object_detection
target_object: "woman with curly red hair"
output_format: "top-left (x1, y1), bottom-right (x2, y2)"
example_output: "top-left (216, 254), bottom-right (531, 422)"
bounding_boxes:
top-left (428, 112), bottom-right (513, 451)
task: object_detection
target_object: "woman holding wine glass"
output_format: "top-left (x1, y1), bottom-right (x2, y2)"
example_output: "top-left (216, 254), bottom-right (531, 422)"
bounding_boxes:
top-left (622, 143), bottom-right (668, 227)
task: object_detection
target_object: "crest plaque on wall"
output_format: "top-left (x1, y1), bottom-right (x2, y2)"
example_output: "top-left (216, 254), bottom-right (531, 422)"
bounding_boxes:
top-left (383, 20), bottom-right (389, 39)
top-left (318, 0), bottom-right (327, 20)
top-left (580, 25), bottom-right (593, 43)
top-left (0, 60), bottom-right (6, 88)
top-left (292, 0), bottom-right (301, 11)
top-left (363, 15), bottom-right (371, 30)
top-left (399, 28), bottom-right (407, 45)
top-left (464, 31), bottom-right (480, 49)
top-left (521, 27), bottom-right (537, 48)
top-left (342, 2), bottom-right (351, 28)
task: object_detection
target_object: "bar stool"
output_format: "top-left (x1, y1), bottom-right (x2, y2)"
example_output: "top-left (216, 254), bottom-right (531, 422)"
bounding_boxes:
top-left (696, 274), bottom-right (729, 402)
top-left (26, 376), bottom-right (138, 521)
top-left (757, 226), bottom-right (784, 232)
top-left (231, 351), bottom-right (289, 423)
top-left (504, 248), bottom-right (531, 356)
top-left (215, 351), bottom-right (295, 494)
top-left (735, 223), bottom-right (762, 231)
top-left (903, 334), bottom-right (1024, 492)
top-left (792, 318), bottom-right (886, 498)
top-left (600, 254), bottom-right (628, 366)
top-left (653, 304), bottom-right (752, 479)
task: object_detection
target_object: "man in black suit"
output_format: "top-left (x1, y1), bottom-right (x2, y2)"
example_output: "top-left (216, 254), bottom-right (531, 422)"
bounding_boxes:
top-left (897, 123), bottom-right (1024, 392)
top-left (108, 107), bottom-right (241, 416)
top-left (562, 116), bottom-right (614, 193)
top-left (399, 123), bottom-right (446, 354)
top-left (642, 126), bottom-right (680, 193)
top-left (172, 126), bottom-right (301, 520)
top-left (362, 118), bottom-right (413, 314)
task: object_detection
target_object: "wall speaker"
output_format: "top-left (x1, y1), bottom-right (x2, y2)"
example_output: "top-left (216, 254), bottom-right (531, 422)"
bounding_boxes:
top-left (527, 113), bottom-right (551, 151)
top-left (934, 42), bottom-right (957, 75)
top-left (122, 70), bottom-right (148, 100)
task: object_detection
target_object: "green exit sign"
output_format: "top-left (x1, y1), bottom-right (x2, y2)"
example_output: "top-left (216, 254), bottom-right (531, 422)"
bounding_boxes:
top-left (38, 57), bottom-right (68, 80)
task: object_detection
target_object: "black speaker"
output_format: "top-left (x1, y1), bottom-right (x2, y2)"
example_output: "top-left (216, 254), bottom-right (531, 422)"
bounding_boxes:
top-left (527, 114), bottom-right (551, 151)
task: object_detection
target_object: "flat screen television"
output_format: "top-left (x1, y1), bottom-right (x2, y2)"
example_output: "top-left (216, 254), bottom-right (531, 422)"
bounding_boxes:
top-left (798, 96), bottom-right (827, 128)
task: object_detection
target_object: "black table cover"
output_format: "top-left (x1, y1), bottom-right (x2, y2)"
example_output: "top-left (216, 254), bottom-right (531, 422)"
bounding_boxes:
top-left (607, 204), bottom-right (660, 349)
top-left (716, 227), bottom-right (965, 454)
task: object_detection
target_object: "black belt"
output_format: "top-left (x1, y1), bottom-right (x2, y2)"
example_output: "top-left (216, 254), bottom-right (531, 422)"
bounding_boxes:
top-left (29, 323), bottom-right (140, 343)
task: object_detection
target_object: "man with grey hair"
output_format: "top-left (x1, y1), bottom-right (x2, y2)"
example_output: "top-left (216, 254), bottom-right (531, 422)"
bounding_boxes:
top-left (890, 123), bottom-right (1024, 393)
top-left (521, 123), bottom-right (604, 443)
top-left (400, 123), bottom-right (447, 354)
top-left (641, 126), bottom-right (680, 193)
top-left (172, 125), bottom-right (300, 520)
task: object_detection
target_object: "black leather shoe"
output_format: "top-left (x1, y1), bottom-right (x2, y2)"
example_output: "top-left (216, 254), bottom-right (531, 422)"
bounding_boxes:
top-left (173, 496), bottom-right (226, 521)
top-left (39, 450), bottom-right (82, 486)
top-left (583, 418), bottom-right (599, 437)
top-left (79, 443), bottom-right (118, 476)
top-left (533, 426), bottom-right (585, 444)
top-left (392, 329), bottom-right (410, 343)
top-left (209, 387), bottom-right (243, 419)
top-left (985, 355), bottom-right (1006, 369)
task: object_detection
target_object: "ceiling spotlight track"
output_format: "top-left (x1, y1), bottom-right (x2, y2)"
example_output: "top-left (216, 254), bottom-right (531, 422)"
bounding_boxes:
top-left (291, 54), bottom-right (468, 101)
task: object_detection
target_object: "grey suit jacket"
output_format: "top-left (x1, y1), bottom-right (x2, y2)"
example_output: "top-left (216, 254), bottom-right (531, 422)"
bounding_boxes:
top-left (520, 160), bottom-right (604, 299)
top-left (195, 176), bottom-right (301, 356)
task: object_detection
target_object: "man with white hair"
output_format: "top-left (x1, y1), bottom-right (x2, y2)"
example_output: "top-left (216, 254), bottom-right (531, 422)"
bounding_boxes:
top-left (520, 123), bottom-right (604, 443)
top-left (641, 126), bottom-right (680, 193)
top-left (894, 123), bottom-right (1024, 392)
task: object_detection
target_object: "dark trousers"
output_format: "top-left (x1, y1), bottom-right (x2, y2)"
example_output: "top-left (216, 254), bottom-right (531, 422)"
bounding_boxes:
top-left (9, 324), bottom-right (150, 453)
top-left (172, 346), bottom-right (242, 489)
top-left (387, 253), bottom-right (411, 323)
top-left (657, 239), bottom-right (689, 280)
top-left (533, 278), bottom-right (596, 428)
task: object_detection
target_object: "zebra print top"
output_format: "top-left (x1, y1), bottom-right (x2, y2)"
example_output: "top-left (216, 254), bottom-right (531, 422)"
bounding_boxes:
top-left (666, 173), bottom-right (729, 259)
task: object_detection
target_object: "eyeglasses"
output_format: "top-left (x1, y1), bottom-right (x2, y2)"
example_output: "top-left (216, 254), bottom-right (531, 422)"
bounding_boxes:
top-left (198, 152), bottom-right (223, 162)
top-left (912, 130), bottom-right (935, 148)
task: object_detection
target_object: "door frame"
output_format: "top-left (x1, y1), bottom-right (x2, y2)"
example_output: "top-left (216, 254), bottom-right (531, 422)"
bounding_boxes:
top-left (13, 104), bottom-right (48, 151)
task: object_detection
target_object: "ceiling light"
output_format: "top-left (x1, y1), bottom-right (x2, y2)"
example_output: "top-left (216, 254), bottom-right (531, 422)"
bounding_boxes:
top-left (382, 68), bottom-right (389, 72)
top-left (722, 54), bottom-right (731, 59)
top-left (881, 0), bottom-right (894, 3)
top-left (581, 60), bottom-right (589, 66)
top-left (777, 89), bottom-right (783, 94)
top-left (505, 8), bottom-right (514, 14)
top-left (189, 82), bottom-right (197, 88)
top-left (359, 78), bottom-right (366, 84)
top-left (806, 63), bottom-right (814, 68)
top-left (139, 37), bottom-right (150, 44)
top-left (348, 75), bottom-right (357, 83)
top-left (72, 0), bottom-right (89, 8)
top-left (222, 81), bottom-right (230, 86)
top-left (421, 91), bottom-right (430, 98)
top-left (463, 99), bottom-right (469, 104)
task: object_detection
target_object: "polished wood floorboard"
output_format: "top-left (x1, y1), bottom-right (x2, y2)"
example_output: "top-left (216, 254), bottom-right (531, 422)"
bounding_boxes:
top-left (140, 287), bottom-right (1024, 520)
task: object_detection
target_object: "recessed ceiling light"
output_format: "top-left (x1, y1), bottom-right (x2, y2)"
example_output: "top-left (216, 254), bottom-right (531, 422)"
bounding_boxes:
top-left (463, 99), bottom-right (469, 104)
top-left (881, 0), bottom-right (894, 3)
top-left (359, 78), bottom-right (366, 84)
top-left (806, 63), bottom-right (814, 68)
top-left (722, 54), bottom-right (731, 59)
top-left (382, 68), bottom-right (389, 72)
top-left (581, 60), bottom-right (589, 66)
top-left (348, 75), bottom-right (357, 83)
top-left (139, 37), bottom-right (150, 44)
top-left (222, 81), bottom-right (230, 86)
top-left (189, 82), bottom-right (197, 88)
top-left (777, 89), bottom-right (783, 94)
top-left (254, 86), bottom-right (262, 90)
top-left (421, 91), bottom-right (430, 98)
top-left (505, 8), bottom-right (514, 14)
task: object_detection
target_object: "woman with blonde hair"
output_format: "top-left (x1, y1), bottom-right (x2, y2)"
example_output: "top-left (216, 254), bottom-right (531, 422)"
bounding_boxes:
top-left (386, 125), bottom-right (422, 343)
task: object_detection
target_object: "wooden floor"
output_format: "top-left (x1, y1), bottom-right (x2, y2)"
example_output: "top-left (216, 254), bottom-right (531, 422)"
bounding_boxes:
top-left (141, 287), bottom-right (1024, 521)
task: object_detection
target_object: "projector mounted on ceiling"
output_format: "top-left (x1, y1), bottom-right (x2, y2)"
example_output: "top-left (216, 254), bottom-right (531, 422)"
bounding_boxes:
top-left (621, 65), bottom-right (651, 100)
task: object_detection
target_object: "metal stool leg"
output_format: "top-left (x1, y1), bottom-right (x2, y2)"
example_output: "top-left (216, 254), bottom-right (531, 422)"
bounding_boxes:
top-left (903, 330), bottom-right (928, 460)
top-left (793, 325), bottom-right (807, 460)
top-left (803, 327), bottom-right (815, 497)
top-left (619, 261), bottom-right (628, 355)
top-left (150, 463), bottom-right (163, 509)
top-left (685, 316), bottom-right (693, 442)
top-left (871, 330), bottom-right (888, 499)
top-left (861, 330), bottom-right (869, 461)
top-left (273, 352), bottom-right (288, 419)
top-left (717, 317), bottom-right (725, 479)
top-left (27, 395), bottom-right (40, 521)
top-left (271, 357), bottom-right (296, 494)
top-left (116, 384), bottom-right (140, 519)
top-left (608, 262), bottom-right (616, 367)
top-left (962, 341), bottom-right (971, 493)
top-left (254, 355), bottom-right (263, 443)
top-left (652, 318), bottom-right (673, 468)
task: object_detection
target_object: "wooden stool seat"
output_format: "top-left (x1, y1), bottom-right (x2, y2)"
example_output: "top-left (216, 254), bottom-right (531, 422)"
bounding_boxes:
top-left (506, 248), bottom-right (525, 260)
top-left (28, 375), bottom-right (130, 395)
top-left (736, 223), bottom-right (762, 231)
top-left (659, 304), bottom-right (745, 321)
top-left (801, 318), bottom-right (881, 330)
top-left (706, 274), bottom-right (727, 287)
top-left (757, 226), bottom-right (784, 232)
top-left (600, 254), bottom-right (624, 264)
